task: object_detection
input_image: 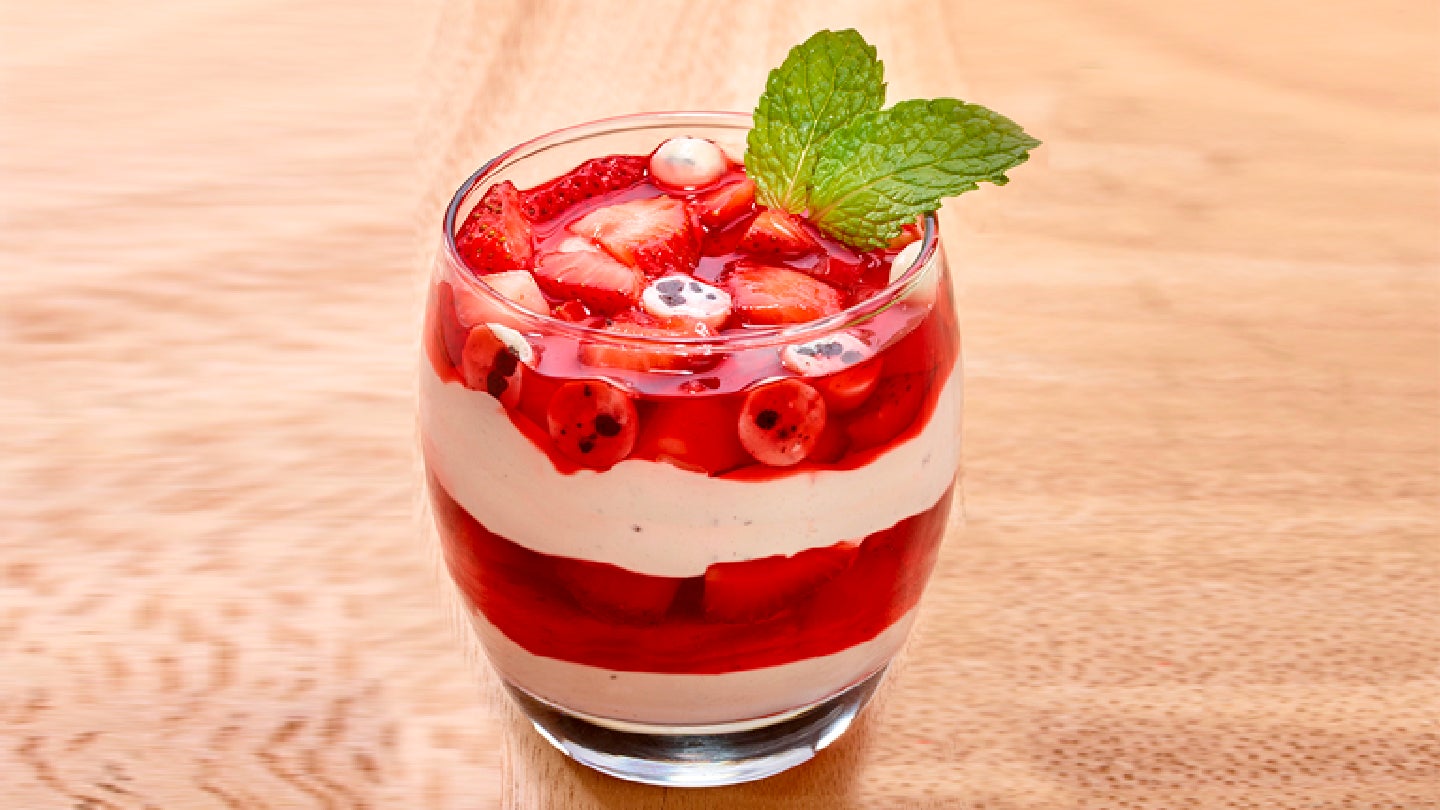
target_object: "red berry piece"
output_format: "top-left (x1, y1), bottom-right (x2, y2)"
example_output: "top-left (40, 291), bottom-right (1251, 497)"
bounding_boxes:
top-left (520, 154), bottom-right (649, 222)
top-left (578, 320), bottom-right (715, 373)
top-left (702, 541), bottom-right (859, 622)
top-left (691, 176), bottom-right (755, 230)
top-left (569, 196), bottom-right (699, 277)
top-left (737, 379), bottom-right (827, 466)
top-left (546, 379), bottom-right (639, 470)
top-left (552, 558), bottom-right (681, 624)
top-left (455, 180), bottom-right (534, 272)
top-left (737, 209), bottom-right (818, 257)
top-left (845, 370), bottom-right (933, 451)
top-left (723, 263), bottom-right (844, 326)
top-left (533, 240), bottom-right (644, 315)
top-left (461, 323), bottom-right (531, 407)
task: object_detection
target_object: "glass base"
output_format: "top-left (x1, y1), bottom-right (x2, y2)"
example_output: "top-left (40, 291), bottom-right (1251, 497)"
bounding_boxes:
top-left (505, 666), bottom-right (888, 787)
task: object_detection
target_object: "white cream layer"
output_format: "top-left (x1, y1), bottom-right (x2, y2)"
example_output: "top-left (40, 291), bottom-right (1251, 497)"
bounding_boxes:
top-left (473, 609), bottom-right (916, 726)
top-left (420, 361), bottom-right (960, 578)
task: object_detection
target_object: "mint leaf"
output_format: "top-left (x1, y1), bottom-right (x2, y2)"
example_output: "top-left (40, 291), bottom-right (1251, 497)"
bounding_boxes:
top-left (745, 29), bottom-right (885, 213)
top-left (807, 98), bottom-right (1041, 249)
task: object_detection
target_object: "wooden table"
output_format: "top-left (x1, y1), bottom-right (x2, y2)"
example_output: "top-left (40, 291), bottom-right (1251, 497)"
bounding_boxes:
top-left (4, 1), bottom-right (1436, 806)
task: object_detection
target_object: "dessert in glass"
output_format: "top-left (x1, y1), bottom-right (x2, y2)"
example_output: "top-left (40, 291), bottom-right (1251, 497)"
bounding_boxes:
top-left (419, 29), bottom-right (1035, 787)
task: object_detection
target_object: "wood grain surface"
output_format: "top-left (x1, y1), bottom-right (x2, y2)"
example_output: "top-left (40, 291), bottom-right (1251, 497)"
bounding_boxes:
top-left (3, 1), bottom-right (1437, 807)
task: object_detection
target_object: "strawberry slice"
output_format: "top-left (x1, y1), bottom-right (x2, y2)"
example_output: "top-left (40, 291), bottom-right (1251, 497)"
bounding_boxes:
top-left (737, 379), bottom-right (827, 466)
top-left (737, 209), bottom-right (817, 257)
top-left (545, 379), bottom-right (639, 469)
top-left (479, 270), bottom-right (548, 314)
top-left (578, 320), bottom-right (714, 373)
top-left (844, 370), bottom-right (933, 451)
top-left (722, 263), bottom-right (844, 326)
top-left (691, 176), bottom-right (755, 230)
top-left (533, 241), bottom-right (644, 315)
top-left (455, 181), bottom-right (533, 272)
top-left (569, 196), bottom-right (699, 276)
top-left (520, 154), bottom-right (649, 222)
top-left (552, 557), bottom-right (681, 624)
top-left (703, 541), bottom-right (859, 622)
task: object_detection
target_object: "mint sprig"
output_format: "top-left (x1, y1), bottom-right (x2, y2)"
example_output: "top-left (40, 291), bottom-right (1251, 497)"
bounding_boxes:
top-left (745, 29), bottom-right (885, 213)
top-left (744, 30), bottom-right (1039, 251)
top-left (808, 99), bottom-right (1041, 249)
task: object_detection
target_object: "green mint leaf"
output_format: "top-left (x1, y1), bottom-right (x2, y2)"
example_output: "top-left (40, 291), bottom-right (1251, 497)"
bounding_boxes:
top-left (807, 98), bottom-right (1041, 249)
top-left (745, 29), bottom-right (886, 213)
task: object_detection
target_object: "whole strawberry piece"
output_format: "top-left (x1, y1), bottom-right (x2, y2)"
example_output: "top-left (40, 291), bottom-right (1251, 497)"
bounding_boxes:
top-left (546, 379), bottom-right (639, 470)
top-left (737, 378), bottom-right (827, 466)
top-left (722, 263), bottom-right (844, 326)
top-left (569, 197), bottom-right (699, 277)
top-left (521, 155), bottom-right (649, 222)
top-left (455, 180), bottom-right (533, 272)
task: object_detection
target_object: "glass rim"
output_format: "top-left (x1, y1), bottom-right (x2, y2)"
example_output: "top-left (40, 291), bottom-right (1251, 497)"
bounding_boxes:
top-left (441, 111), bottom-right (940, 350)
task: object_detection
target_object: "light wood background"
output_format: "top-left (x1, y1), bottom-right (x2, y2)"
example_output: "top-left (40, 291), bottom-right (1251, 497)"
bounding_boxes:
top-left (3, 1), bottom-right (1437, 807)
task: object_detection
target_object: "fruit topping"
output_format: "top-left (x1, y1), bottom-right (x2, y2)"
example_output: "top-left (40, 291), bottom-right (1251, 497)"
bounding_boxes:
top-left (648, 137), bottom-right (729, 190)
top-left (520, 155), bottom-right (649, 222)
top-left (578, 320), bottom-right (713, 372)
top-left (722, 263), bottom-right (844, 326)
top-left (780, 332), bottom-right (871, 376)
top-left (552, 558), bottom-right (681, 623)
top-left (702, 541), bottom-right (859, 622)
top-left (534, 241), bottom-right (644, 315)
top-left (454, 180), bottom-right (533, 272)
top-left (691, 176), bottom-right (755, 230)
top-left (845, 370), bottom-right (931, 451)
top-left (480, 270), bottom-right (548, 314)
top-left (640, 275), bottom-right (733, 331)
top-left (737, 209), bottom-right (818, 256)
top-left (737, 378), bottom-right (827, 466)
top-left (546, 379), bottom-right (639, 469)
top-left (461, 323), bottom-right (529, 407)
top-left (569, 196), bottom-right (699, 276)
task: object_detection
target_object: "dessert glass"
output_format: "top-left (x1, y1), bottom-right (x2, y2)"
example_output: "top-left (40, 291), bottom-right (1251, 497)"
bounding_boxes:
top-left (420, 112), bottom-right (961, 786)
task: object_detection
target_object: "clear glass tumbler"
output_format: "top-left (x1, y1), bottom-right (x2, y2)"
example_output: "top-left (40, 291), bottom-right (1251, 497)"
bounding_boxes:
top-left (420, 112), bottom-right (961, 786)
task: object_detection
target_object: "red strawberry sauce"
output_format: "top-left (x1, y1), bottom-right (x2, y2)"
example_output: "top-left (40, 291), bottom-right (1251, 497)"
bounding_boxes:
top-left (431, 472), bottom-right (954, 674)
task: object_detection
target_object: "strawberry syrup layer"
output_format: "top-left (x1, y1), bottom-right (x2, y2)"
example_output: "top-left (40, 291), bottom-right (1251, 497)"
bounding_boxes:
top-left (430, 474), bottom-right (953, 675)
top-left (423, 276), bottom-right (960, 479)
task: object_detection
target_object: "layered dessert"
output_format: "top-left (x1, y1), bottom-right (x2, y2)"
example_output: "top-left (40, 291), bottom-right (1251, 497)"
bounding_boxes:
top-left (421, 137), bottom-right (961, 726)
